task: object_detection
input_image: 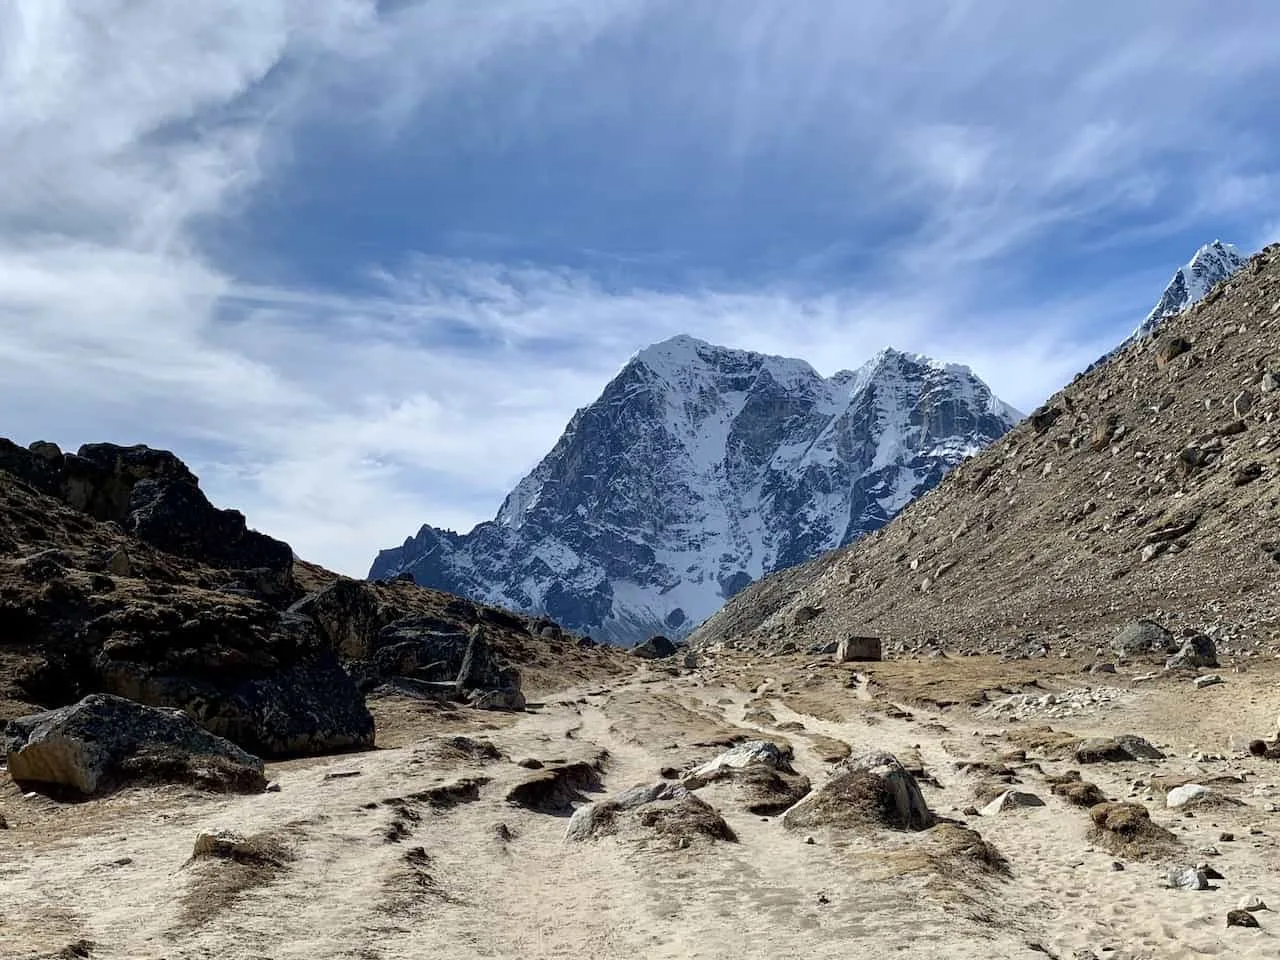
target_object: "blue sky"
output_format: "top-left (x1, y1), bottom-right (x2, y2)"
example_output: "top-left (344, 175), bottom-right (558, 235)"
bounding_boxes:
top-left (2, 1), bottom-right (1278, 575)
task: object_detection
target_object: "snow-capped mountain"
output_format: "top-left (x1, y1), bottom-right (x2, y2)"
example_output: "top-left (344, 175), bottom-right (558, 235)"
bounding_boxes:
top-left (1133, 240), bottom-right (1247, 339)
top-left (369, 335), bottom-right (1022, 645)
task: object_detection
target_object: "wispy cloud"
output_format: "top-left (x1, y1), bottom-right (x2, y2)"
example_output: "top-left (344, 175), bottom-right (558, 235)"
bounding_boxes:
top-left (2, 1), bottom-right (1279, 578)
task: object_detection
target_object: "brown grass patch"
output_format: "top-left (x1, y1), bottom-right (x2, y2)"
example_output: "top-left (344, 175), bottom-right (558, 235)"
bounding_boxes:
top-left (1088, 802), bottom-right (1178, 860)
top-left (636, 795), bottom-right (738, 844)
top-left (1003, 726), bottom-right (1081, 759)
top-left (178, 829), bottom-right (295, 929)
top-left (872, 824), bottom-right (1010, 881)
top-left (1047, 770), bottom-right (1106, 807)
top-left (783, 769), bottom-right (930, 831)
top-left (805, 733), bottom-right (852, 764)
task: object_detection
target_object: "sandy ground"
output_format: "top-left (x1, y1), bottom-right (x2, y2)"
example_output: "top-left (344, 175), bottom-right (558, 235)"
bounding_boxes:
top-left (5, 654), bottom-right (1280, 960)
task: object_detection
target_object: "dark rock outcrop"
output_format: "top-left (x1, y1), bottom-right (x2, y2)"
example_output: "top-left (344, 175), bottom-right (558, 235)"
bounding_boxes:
top-left (0, 440), bottom-right (293, 597)
top-left (631, 635), bottom-right (677, 660)
top-left (3, 694), bottom-right (267, 796)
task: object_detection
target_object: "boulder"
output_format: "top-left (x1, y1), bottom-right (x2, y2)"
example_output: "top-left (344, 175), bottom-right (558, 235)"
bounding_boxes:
top-left (782, 750), bottom-right (933, 831)
top-left (682, 741), bottom-right (792, 785)
top-left (1167, 632), bottom-right (1218, 670)
top-left (980, 790), bottom-right (1045, 816)
top-left (470, 688), bottom-right (526, 712)
top-left (94, 613), bottom-right (375, 759)
top-left (681, 741), bottom-right (808, 816)
top-left (1166, 784), bottom-right (1213, 809)
top-left (1154, 336), bottom-right (1191, 370)
top-left (835, 635), bottom-right (882, 662)
top-left (1227, 909), bottom-right (1261, 928)
top-left (3, 694), bottom-right (266, 796)
top-left (1075, 735), bottom-right (1164, 764)
top-left (631, 635), bottom-right (677, 660)
top-left (1114, 620), bottom-right (1177, 656)
top-left (565, 781), bottom-right (735, 844)
top-left (288, 577), bottom-right (385, 659)
top-left (1167, 865), bottom-right (1209, 890)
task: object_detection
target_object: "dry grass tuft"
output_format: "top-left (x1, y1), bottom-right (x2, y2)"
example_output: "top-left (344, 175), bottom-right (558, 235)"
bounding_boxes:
top-left (1047, 770), bottom-right (1106, 807)
top-left (636, 795), bottom-right (738, 844)
top-left (1088, 802), bottom-right (1178, 860)
top-left (178, 830), bottom-right (295, 929)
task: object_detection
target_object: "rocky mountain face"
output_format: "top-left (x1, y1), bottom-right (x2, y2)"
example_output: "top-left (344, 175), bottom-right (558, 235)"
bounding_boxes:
top-left (1135, 240), bottom-right (1247, 339)
top-left (691, 243), bottom-right (1280, 659)
top-left (0, 438), bottom-right (619, 780)
top-left (371, 336), bottom-right (1021, 645)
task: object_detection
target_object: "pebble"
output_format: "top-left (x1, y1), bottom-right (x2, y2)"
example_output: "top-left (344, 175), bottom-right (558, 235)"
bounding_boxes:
top-left (1194, 674), bottom-right (1225, 689)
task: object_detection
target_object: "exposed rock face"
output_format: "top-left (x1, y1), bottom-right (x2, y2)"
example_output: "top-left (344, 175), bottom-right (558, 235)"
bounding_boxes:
top-left (1167, 631), bottom-right (1218, 669)
top-left (372, 337), bottom-right (1020, 644)
top-left (1114, 620), bottom-right (1177, 657)
top-left (691, 243), bottom-right (1280, 658)
top-left (3, 694), bottom-right (266, 796)
top-left (0, 440), bottom-right (293, 596)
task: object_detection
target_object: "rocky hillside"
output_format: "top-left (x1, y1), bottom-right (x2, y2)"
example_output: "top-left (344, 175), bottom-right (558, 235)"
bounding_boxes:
top-left (692, 243), bottom-right (1280, 657)
top-left (0, 439), bottom-right (621, 764)
top-left (372, 335), bottom-right (1020, 645)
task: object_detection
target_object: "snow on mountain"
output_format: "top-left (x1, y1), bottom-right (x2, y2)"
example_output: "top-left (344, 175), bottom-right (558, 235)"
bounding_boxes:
top-left (369, 335), bottom-right (1022, 645)
top-left (1134, 240), bottom-right (1247, 339)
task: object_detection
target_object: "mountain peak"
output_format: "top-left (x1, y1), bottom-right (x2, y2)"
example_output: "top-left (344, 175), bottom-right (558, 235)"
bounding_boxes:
top-left (371, 337), bottom-right (1021, 644)
top-left (1139, 239), bottom-right (1247, 335)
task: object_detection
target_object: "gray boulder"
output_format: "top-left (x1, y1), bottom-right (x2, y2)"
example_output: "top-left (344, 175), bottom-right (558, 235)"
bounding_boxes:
top-left (631, 635), bottom-right (678, 660)
top-left (1114, 620), bottom-right (1178, 656)
top-left (3, 694), bottom-right (266, 797)
top-left (1167, 632), bottom-right (1218, 669)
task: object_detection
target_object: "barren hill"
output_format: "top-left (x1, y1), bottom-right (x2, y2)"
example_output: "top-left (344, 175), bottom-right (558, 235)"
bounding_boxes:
top-left (692, 243), bottom-right (1280, 658)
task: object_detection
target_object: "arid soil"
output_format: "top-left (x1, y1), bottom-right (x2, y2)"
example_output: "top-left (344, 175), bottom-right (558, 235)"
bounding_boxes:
top-left (6, 650), bottom-right (1280, 960)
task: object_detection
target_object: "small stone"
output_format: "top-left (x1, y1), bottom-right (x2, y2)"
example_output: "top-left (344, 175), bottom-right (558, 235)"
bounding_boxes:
top-left (1110, 861), bottom-right (1124, 871)
top-left (1227, 909), bottom-right (1261, 928)
top-left (517, 758), bottom-right (544, 770)
top-left (1167, 784), bottom-right (1213, 809)
top-left (1234, 390), bottom-right (1255, 418)
top-left (1220, 832), bottom-right (1235, 842)
top-left (1238, 895), bottom-right (1268, 912)
top-left (1194, 674), bottom-right (1224, 689)
top-left (804, 836), bottom-right (816, 845)
top-left (265, 782), bottom-right (281, 793)
top-left (1166, 865), bottom-right (1209, 890)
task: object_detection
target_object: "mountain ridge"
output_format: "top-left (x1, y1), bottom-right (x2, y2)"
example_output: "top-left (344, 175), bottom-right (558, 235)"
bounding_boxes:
top-left (371, 335), bottom-right (1021, 644)
top-left (690, 242), bottom-right (1280, 658)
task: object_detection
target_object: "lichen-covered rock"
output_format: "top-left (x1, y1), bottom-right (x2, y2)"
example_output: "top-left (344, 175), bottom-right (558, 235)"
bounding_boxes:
top-left (1113, 620), bottom-right (1177, 656)
top-left (3, 694), bottom-right (266, 796)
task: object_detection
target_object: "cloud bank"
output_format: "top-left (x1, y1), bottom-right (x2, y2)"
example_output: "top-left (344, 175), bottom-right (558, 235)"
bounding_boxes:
top-left (2, 1), bottom-right (1278, 574)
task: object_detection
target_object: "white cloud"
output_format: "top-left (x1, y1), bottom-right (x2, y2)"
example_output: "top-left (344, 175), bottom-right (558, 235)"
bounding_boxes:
top-left (1, 0), bottom-right (1278, 580)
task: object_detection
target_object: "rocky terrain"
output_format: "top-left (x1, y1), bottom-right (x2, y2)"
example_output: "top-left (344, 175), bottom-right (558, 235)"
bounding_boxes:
top-left (373, 335), bottom-right (1019, 645)
top-left (8, 245), bottom-right (1280, 959)
top-left (692, 243), bottom-right (1280, 659)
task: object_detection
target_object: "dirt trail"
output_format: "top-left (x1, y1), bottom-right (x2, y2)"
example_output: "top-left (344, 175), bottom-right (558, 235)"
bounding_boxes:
top-left (5, 658), bottom-right (1280, 959)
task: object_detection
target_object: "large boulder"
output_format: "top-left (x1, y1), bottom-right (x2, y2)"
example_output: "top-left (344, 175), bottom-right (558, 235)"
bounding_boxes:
top-left (288, 577), bottom-right (386, 659)
top-left (1114, 620), bottom-right (1178, 657)
top-left (835, 635), bottom-right (882, 662)
top-left (631, 635), bottom-right (677, 660)
top-left (93, 612), bottom-right (375, 759)
top-left (1167, 631), bottom-right (1218, 669)
top-left (3, 694), bottom-right (266, 796)
top-left (782, 750), bottom-right (934, 831)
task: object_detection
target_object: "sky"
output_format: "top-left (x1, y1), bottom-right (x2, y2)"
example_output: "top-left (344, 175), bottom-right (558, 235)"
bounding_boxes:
top-left (3, 1), bottom-right (1279, 576)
